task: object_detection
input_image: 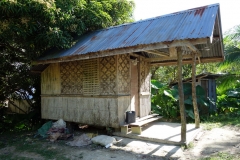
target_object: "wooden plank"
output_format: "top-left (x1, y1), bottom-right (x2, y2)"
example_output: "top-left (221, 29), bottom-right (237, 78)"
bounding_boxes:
top-left (177, 49), bottom-right (187, 143)
top-left (136, 114), bottom-right (159, 122)
top-left (192, 53), bottom-right (200, 128)
top-left (150, 57), bottom-right (224, 66)
top-left (144, 50), bottom-right (169, 57)
top-left (121, 125), bottom-right (128, 134)
top-left (131, 126), bottom-right (142, 134)
top-left (140, 92), bottom-right (150, 96)
top-left (34, 38), bottom-right (208, 65)
top-left (169, 47), bottom-right (177, 57)
top-left (129, 117), bottom-right (161, 127)
top-left (146, 54), bottom-right (195, 62)
top-left (41, 63), bottom-right (61, 94)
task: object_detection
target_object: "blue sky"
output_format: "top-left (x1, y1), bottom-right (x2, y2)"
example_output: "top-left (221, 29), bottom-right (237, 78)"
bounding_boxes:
top-left (133, 0), bottom-right (240, 33)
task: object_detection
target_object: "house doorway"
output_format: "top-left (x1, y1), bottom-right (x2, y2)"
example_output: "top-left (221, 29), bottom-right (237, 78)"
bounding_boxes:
top-left (130, 57), bottom-right (139, 117)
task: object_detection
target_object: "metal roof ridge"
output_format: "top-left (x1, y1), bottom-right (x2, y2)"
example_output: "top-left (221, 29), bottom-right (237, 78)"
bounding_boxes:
top-left (96, 3), bottom-right (220, 32)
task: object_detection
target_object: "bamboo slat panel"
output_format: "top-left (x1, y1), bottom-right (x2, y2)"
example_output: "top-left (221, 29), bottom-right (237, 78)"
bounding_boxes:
top-left (139, 58), bottom-right (151, 117)
top-left (41, 96), bottom-right (126, 128)
top-left (139, 95), bottom-right (151, 117)
top-left (83, 59), bottom-right (99, 95)
top-left (41, 63), bottom-right (61, 94)
top-left (117, 96), bottom-right (131, 126)
top-left (8, 100), bottom-right (30, 114)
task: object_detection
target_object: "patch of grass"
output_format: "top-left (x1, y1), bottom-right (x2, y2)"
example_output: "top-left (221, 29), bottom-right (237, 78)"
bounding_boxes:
top-left (201, 114), bottom-right (240, 130)
top-left (181, 142), bottom-right (194, 150)
top-left (14, 140), bottom-right (65, 159)
top-left (0, 132), bottom-right (71, 160)
top-left (201, 152), bottom-right (240, 160)
top-left (0, 154), bottom-right (13, 160)
top-left (187, 142), bottom-right (194, 149)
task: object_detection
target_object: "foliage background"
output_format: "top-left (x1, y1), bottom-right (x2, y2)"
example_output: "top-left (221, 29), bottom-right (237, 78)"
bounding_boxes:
top-left (0, 0), bottom-right (135, 132)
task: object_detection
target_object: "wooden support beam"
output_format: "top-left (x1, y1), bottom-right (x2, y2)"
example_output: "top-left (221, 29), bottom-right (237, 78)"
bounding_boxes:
top-left (177, 48), bottom-right (187, 143)
top-left (170, 40), bottom-right (201, 55)
top-left (33, 38), bottom-right (208, 65)
top-left (146, 54), bottom-right (195, 62)
top-left (169, 47), bottom-right (177, 57)
top-left (144, 50), bottom-right (169, 57)
top-left (192, 53), bottom-right (200, 128)
top-left (150, 57), bottom-right (224, 66)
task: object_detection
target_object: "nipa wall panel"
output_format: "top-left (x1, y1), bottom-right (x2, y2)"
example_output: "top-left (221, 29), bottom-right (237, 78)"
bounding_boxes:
top-left (41, 63), bottom-right (61, 94)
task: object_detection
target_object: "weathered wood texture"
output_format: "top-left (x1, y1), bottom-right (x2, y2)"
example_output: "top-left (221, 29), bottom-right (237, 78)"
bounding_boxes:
top-left (130, 59), bottom-right (139, 116)
top-left (139, 57), bottom-right (151, 117)
top-left (118, 96), bottom-right (131, 126)
top-left (41, 63), bottom-right (61, 94)
top-left (8, 100), bottom-right (30, 114)
top-left (42, 96), bottom-right (130, 128)
top-left (177, 49), bottom-right (187, 143)
top-left (192, 53), bottom-right (200, 128)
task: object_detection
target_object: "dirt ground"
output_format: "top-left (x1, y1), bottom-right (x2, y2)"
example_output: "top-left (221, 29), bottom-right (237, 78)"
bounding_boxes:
top-left (0, 126), bottom-right (240, 160)
top-left (182, 126), bottom-right (240, 160)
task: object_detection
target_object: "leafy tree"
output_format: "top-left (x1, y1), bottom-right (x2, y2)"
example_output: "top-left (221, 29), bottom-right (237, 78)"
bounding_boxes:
top-left (214, 25), bottom-right (240, 114)
top-left (0, 0), bottom-right (134, 131)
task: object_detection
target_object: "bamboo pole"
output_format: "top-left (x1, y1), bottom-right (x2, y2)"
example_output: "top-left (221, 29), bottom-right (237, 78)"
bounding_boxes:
top-left (177, 49), bottom-right (187, 143)
top-left (192, 53), bottom-right (200, 128)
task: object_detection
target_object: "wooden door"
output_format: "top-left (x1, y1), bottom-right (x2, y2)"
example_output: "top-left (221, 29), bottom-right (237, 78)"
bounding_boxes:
top-left (130, 59), bottom-right (139, 117)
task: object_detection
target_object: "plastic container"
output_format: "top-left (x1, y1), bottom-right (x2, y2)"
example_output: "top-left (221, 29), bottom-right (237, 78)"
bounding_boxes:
top-left (126, 111), bottom-right (136, 124)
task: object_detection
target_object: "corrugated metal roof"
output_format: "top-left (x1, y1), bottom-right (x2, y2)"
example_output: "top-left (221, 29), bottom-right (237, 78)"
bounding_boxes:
top-left (38, 3), bottom-right (222, 61)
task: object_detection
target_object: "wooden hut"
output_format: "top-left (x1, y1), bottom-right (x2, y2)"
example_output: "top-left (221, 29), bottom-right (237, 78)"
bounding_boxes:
top-left (171, 73), bottom-right (223, 114)
top-left (32, 4), bottom-right (224, 132)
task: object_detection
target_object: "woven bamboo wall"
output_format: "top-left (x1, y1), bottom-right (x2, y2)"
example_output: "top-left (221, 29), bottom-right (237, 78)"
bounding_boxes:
top-left (41, 54), bottom-right (132, 127)
top-left (139, 57), bottom-right (151, 117)
top-left (117, 54), bottom-right (130, 95)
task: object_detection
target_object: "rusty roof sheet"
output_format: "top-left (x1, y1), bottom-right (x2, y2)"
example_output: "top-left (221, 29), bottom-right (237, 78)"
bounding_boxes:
top-left (38, 3), bottom-right (221, 61)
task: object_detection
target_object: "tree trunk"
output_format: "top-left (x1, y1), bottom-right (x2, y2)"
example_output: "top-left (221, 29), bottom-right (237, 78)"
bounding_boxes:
top-left (177, 49), bottom-right (187, 143)
top-left (192, 53), bottom-right (200, 128)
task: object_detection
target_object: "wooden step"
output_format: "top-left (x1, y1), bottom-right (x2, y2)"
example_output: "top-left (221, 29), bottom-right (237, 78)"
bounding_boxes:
top-left (129, 116), bottom-right (162, 127)
top-left (136, 114), bottom-right (159, 122)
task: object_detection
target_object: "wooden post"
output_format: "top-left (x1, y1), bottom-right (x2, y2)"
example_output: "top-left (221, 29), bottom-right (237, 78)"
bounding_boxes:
top-left (192, 53), bottom-right (200, 128)
top-left (177, 48), bottom-right (187, 143)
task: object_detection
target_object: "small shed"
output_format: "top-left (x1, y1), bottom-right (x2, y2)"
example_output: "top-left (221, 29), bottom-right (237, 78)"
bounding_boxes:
top-left (32, 4), bottom-right (224, 129)
top-left (171, 73), bottom-right (223, 113)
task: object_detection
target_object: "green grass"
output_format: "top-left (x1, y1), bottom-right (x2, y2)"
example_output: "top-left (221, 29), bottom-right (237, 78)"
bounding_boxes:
top-left (201, 113), bottom-right (240, 130)
top-left (201, 152), bottom-right (240, 160)
top-left (0, 132), bottom-right (70, 160)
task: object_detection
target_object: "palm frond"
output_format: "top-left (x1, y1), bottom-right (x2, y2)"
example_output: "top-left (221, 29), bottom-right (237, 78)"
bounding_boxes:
top-left (217, 74), bottom-right (240, 95)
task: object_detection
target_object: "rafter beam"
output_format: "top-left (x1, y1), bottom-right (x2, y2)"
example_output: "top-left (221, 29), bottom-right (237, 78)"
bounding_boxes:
top-left (146, 54), bottom-right (194, 62)
top-left (170, 40), bottom-right (201, 55)
top-left (170, 40), bottom-right (202, 63)
top-left (150, 57), bottom-right (224, 66)
top-left (144, 50), bottom-right (169, 57)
